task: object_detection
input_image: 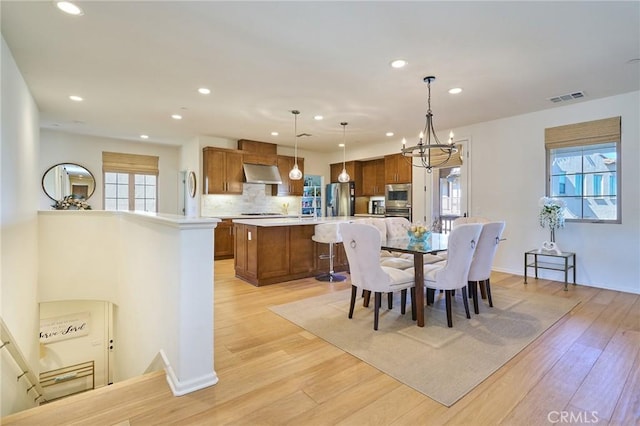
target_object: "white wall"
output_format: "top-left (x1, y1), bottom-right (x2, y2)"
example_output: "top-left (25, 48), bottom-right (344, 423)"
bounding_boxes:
top-left (39, 130), bottom-right (181, 214)
top-left (456, 91), bottom-right (639, 294)
top-left (1, 37), bottom-right (41, 415)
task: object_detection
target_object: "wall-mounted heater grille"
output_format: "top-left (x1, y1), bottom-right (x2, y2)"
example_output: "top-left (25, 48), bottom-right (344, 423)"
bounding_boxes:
top-left (549, 91), bottom-right (586, 103)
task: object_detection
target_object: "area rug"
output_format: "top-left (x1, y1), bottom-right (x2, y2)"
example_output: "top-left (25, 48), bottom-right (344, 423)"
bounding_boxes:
top-left (270, 286), bottom-right (578, 406)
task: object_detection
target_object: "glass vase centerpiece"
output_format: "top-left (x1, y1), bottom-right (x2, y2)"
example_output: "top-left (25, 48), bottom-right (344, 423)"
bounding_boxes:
top-left (406, 223), bottom-right (431, 244)
top-left (538, 196), bottom-right (565, 255)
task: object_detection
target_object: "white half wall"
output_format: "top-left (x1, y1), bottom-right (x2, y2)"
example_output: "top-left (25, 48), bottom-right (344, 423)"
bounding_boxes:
top-left (38, 211), bottom-right (219, 395)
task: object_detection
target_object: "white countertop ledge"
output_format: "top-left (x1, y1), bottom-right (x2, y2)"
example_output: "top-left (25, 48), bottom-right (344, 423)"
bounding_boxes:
top-left (40, 209), bottom-right (221, 229)
top-left (232, 216), bottom-right (359, 227)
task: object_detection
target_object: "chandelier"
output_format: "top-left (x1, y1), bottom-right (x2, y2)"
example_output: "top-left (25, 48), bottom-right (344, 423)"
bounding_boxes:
top-left (288, 110), bottom-right (303, 180)
top-left (337, 122), bottom-right (350, 183)
top-left (401, 76), bottom-right (457, 173)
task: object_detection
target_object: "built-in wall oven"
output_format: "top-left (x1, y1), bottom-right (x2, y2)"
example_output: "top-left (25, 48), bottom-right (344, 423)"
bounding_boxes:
top-left (385, 183), bottom-right (412, 221)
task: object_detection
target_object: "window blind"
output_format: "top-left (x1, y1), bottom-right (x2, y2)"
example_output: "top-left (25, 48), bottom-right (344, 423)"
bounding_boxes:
top-left (102, 152), bottom-right (159, 174)
top-left (545, 116), bottom-right (621, 149)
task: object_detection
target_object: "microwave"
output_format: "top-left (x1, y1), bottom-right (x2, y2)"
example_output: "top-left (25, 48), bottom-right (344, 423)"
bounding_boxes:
top-left (385, 184), bottom-right (412, 208)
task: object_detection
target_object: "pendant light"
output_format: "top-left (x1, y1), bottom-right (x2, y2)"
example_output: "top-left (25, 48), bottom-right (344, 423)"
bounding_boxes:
top-left (337, 122), bottom-right (350, 183)
top-left (288, 110), bottom-right (303, 180)
top-left (400, 75), bottom-right (458, 173)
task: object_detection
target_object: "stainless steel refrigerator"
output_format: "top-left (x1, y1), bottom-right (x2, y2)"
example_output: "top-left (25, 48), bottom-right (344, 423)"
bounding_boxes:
top-left (325, 182), bottom-right (355, 217)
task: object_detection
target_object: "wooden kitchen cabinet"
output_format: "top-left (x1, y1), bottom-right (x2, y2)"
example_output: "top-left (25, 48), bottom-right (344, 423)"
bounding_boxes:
top-left (203, 147), bottom-right (244, 194)
top-left (384, 153), bottom-right (412, 184)
top-left (361, 158), bottom-right (385, 196)
top-left (214, 219), bottom-right (234, 260)
top-left (330, 161), bottom-right (363, 196)
top-left (272, 155), bottom-right (304, 196)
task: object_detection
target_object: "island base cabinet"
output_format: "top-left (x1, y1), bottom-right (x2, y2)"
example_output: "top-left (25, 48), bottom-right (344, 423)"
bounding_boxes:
top-left (234, 223), bottom-right (349, 286)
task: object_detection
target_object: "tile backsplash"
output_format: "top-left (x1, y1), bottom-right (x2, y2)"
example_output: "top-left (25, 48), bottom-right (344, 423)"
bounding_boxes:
top-left (201, 183), bottom-right (301, 216)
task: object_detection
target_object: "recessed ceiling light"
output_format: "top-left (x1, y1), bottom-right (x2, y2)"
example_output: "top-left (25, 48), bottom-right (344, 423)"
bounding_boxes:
top-left (386, 132), bottom-right (394, 137)
top-left (314, 115), bottom-right (323, 121)
top-left (171, 114), bottom-right (182, 120)
top-left (69, 95), bottom-right (83, 102)
top-left (271, 131), bottom-right (279, 136)
top-left (339, 143), bottom-right (345, 148)
top-left (140, 134), bottom-right (149, 139)
top-left (56, 1), bottom-right (84, 16)
top-left (448, 87), bottom-right (463, 94)
top-left (198, 87), bottom-right (211, 95)
top-left (390, 59), bottom-right (407, 69)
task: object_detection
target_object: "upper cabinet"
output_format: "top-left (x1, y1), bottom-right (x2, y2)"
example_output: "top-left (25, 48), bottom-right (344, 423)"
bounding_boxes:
top-left (361, 159), bottom-right (385, 196)
top-left (203, 147), bottom-right (244, 194)
top-left (272, 155), bottom-right (304, 196)
top-left (384, 153), bottom-right (412, 184)
top-left (330, 161), bottom-right (363, 196)
top-left (238, 139), bottom-right (278, 166)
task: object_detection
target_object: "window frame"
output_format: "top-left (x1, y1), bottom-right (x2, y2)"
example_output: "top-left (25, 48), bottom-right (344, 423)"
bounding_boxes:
top-left (544, 117), bottom-right (621, 224)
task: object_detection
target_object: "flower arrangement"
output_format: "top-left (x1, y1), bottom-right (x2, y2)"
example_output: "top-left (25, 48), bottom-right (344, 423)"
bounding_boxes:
top-left (52, 195), bottom-right (92, 210)
top-left (538, 196), bottom-right (565, 241)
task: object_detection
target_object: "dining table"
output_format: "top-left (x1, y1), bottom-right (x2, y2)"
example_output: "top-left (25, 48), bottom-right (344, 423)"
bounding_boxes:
top-left (381, 233), bottom-right (449, 327)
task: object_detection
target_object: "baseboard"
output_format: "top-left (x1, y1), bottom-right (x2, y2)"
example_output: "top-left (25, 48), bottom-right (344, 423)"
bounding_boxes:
top-left (155, 350), bottom-right (219, 396)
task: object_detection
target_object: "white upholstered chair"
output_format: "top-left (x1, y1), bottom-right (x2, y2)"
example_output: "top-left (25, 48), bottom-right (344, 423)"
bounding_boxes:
top-left (408, 223), bottom-right (483, 327)
top-left (312, 222), bottom-right (346, 282)
top-left (468, 221), bottom-right (506, 314)
top-left (339, 223), bottom-right (416, 330)
top-left (452, 216), bottom-right (489, 229)
top-left (382, 217), bottom-right (445, 268)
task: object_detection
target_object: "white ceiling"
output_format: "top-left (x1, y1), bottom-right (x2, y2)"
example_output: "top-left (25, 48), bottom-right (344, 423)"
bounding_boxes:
top-left (2, 1), bottom-right (639, 153)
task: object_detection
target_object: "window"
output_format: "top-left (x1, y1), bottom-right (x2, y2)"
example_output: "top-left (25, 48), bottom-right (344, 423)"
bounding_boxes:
top-left (545, 117), bottom-right (621, 223)
top-left (102, 152), bottom-right (159, 212)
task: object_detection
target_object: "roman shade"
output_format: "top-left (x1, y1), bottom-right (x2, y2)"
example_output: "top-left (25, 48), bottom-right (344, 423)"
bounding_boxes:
top-left (102, 152), bottom-right (159, 174)
top-left (545, 116), bottom-right (621, 149)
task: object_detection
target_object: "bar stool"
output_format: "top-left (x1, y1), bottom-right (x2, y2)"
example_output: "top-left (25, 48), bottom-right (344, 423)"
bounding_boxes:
top-left (312, 223), bottom-right (346, 282)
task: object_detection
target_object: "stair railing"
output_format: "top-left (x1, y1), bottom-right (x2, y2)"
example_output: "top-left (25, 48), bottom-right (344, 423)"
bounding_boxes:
top-left (0, 317), bottom-right (46, 404)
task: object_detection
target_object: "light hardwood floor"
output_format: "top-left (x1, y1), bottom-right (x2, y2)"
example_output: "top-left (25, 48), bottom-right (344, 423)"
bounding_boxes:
top-left (4, 260), bottom-right (639, 425)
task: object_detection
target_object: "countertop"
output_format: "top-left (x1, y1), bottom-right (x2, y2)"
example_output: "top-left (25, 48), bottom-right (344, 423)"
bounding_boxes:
top-left (206, 214), bottom-right (314, 220)
top-left (354, 213), bottom-right (386, 218)
top-left (232, 216), bottom-right (359, 227)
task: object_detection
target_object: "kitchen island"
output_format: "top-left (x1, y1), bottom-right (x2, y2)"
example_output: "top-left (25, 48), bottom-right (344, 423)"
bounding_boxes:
top-left (233, 216), bottom-right (356, 286)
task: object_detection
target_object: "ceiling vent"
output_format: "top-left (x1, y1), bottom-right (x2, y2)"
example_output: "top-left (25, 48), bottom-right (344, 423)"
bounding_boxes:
top-left (548, 91), bottom-right (586, 103)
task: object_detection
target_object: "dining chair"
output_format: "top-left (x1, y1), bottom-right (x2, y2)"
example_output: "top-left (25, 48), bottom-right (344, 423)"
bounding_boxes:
top-left (339, 223), bottom-right (416, 330)
top-left (452, 216), bottom-right (489, 229)
top-left (408, 223), bottom-right (483, 327)
top-left (467, 221), bottom-right (506, 314)
top-left (383, 217), bottom-right (444, 266)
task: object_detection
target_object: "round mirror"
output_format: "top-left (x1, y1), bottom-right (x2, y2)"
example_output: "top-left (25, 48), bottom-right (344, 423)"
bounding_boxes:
top-left (42, 163), bottom-right (96, 202)
top-left (187, 171), bottom-right (197, 198)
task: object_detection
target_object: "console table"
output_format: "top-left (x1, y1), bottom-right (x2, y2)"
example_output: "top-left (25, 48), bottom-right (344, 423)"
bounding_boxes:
top-left (524, 249), bottom-right (576, 291)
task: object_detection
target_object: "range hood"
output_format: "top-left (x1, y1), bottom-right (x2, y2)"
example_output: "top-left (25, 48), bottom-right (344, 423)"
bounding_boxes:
top-left (243, 163), bottom-right (282, 185)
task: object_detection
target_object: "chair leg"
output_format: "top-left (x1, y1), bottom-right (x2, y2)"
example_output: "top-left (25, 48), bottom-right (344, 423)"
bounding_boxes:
top-left (445, 290), bottom-right (453, 327)
top-left (461, 287), bottom-right (471, 319)
top-left (485, 279), bottom-right (493, 307)
top-left (363, 290), bottom-right (371, 307)
top-left (400, 289), bottom-right (407, 315)
top-left (348, 285), bottom-right (357, 319)
top-left (470, 280), bottom-right (480, 314)
top-left (479, 279), bottom-right (487, 299)
top-left (374, 292), bottom-right (381, 330)
top-left (388, 292), bottom-right (393, 310)
top-left (426, 288), bottom-right (435, 305)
